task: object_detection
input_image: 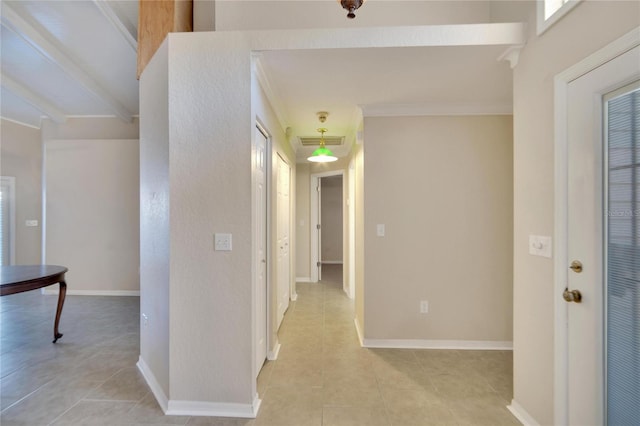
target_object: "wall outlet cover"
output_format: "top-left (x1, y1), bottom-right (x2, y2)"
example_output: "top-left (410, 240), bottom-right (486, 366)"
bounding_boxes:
top-left (214, 233), bottom-right (232, 251)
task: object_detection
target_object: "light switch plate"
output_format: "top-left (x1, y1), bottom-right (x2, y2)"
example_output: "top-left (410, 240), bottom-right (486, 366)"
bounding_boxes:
top-left (377, 224), bottom-right (385, 237)
top-left (214, 233), bottom-right (232, 251)
top-left (25, 220), bottom-right (38, 227)
top-left (529, 235), bottom-right (552, 258)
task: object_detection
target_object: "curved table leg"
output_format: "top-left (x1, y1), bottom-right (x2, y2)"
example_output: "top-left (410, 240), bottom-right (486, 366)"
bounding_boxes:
top-left (53, 280), bottom-right (66, 343)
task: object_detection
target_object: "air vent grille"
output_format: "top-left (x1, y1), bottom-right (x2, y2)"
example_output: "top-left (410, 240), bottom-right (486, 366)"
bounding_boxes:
top-left (299, 136), bottom-right (344, 146)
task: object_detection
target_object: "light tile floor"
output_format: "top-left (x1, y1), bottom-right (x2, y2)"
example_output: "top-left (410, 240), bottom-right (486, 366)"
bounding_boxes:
top-left (0, 265), bottom-right (519, 425)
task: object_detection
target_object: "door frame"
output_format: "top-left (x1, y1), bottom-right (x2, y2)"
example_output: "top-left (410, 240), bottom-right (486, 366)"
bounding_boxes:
top-left (348, 159), bottom-right (356, 299)
top-left (553, 27), bottom-right (640, 426)
top-left (0, 176), bottom-right (16, 265)
top-left (310, 170), bottom-right (345, 284)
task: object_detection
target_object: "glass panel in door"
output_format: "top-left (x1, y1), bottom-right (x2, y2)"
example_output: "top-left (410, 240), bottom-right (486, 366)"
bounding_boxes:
top-left (606, 85), bottom-right (640, 426)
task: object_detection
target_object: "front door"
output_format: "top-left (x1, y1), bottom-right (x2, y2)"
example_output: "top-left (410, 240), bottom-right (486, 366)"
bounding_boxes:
top-left (566, 45), bottom-right (640, 425)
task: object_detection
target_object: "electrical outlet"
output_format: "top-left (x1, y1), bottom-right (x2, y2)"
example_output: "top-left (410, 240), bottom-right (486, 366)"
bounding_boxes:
top-left (214, 233), bottom-right (232, 251)
top-left (420, 300), bottom-right (429, 314)
top-left (142, 313), bottom-right (149, 328)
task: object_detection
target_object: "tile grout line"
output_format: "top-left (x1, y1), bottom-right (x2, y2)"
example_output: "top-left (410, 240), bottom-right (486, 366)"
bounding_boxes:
top-left (1, 376), bottom-right (56, 414)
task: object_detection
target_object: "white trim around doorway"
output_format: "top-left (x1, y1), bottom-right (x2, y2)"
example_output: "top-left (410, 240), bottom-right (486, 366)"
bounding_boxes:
top-left (0, 176), bottom-right (16, 265)
top-left (553, 27), bottom-right (640, 426)
top-left (310, 170), bottom-right (345, 283)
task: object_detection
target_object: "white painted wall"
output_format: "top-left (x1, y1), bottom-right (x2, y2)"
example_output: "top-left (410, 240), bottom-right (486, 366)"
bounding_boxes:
top-left (139, 36), bottom-right (298, 411)
top-left (139, 39), bottom-right (171, 399)
top-left (141, 35), bottom-right (261, 408)
top-left (499, 1), bottom-right (640, 423)
top-left (41, 117), bottom-right (139, 141)
top-left (39, 118), bottom-right (140, 294)
top-left (44, 138), bottom-right (139, 293)
top-left (215, 1), bottom-right (493, 30)
top-left (0, 119), bottom-right (42, 264)
top-left (364, 115), bottom-right (513, 343)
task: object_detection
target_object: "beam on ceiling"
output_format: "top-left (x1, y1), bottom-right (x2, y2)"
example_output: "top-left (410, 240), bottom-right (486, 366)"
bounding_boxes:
top-left (1, 73), bottom-right (67, 124)
top-left (137, 0), bottom-right (193, 79)
top-left (0, 2), bottom-right (134, 122)
top-left (93, 0), bottom-right (137, 52)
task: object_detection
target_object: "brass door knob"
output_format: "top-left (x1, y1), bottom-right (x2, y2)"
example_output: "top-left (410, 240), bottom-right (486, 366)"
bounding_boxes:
top-left (569, 260), bottom-right (583, 273)
top-left (563, 288), bottom-right (582, 303)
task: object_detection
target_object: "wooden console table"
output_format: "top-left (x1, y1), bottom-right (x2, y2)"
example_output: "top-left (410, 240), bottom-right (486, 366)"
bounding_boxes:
top-left (0, 265), bottom-right (68, 343)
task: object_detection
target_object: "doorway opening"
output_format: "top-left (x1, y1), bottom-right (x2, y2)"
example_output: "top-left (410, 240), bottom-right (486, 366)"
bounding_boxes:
top-left (0, 176), bottom-right (16, 266)
top-left (310, 170), bottom-right (349, 295)
top-left (320, 174), bottom-right (343, 287)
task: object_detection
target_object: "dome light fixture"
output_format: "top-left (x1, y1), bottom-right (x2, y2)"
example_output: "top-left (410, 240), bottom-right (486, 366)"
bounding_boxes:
top-left (308, 128), bottom-right (337, 163)
top-left (339, 0), bottom-right (365, 19)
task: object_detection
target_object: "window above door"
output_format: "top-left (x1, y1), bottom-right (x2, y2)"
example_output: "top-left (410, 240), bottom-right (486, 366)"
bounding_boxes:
top-left (537, 0), bottom-right (583, 36)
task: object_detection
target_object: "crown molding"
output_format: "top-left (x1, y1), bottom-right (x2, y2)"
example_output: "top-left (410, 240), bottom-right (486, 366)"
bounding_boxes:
top-left (0, 115), bottom-right (42, 129)
top-left (252, 55), bottom-right (290, 135)
top-left (498, 44), bottom-right (525, 69)
top-left (361, 102), bottom-right (513, 117)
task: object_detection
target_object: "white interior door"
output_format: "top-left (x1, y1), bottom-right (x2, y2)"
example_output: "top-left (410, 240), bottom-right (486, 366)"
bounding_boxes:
top-left (276, 155), bottom-right (290, 328)
top-left (254, 126), bottom-right (268, 375)
top-left (566, 45), bottom-right (639, 425)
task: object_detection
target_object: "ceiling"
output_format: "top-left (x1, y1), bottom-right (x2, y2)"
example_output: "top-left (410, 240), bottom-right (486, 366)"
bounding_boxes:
top-left (0, 1), bottom-right (515, 163)
top-left (258, 45), bottom-right (514, 161)
top-left (1, 0), bottom-right (139, 128)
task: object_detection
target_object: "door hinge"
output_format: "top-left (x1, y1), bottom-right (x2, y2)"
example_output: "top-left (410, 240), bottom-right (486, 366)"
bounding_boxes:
top-left (316, 224), bottom-right (321, 230)
top-left (317, 261), bottom-right (321, 267)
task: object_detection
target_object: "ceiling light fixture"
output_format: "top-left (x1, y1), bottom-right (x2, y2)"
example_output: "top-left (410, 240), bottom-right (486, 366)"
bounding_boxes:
top-left (339, 0), bottom-right (365, 19)
top-left (308, 128), bottom-right (338, 163)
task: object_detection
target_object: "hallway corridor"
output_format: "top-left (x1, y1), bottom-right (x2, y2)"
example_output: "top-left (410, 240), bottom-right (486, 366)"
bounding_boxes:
top-left (249, 264), bottom-right (519, 426)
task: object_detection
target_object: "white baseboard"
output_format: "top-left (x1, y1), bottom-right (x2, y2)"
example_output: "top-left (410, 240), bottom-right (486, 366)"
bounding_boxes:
top-left (137, 356), bottom-right (169, 413)
top-left (267, 342), bottom-right (281, 360)
top-left (354, 318), bottom-right (364, 346)
top-left (291, 292), bottom-right (298, 301)
top-left (321, 261), bottom-right (343, 264)
top-left (507, 400), bottom-right (539, 426)
top-left (138, 356), bottom-right (261, 418)
top-left (42, 289), bottom-right (140, 296)
top-left (296, 277), bottom-right (311, 283)
top-left (362, 338), bottom-right (513, 350)
top-left (167, 395), bottom-right (261, 418)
